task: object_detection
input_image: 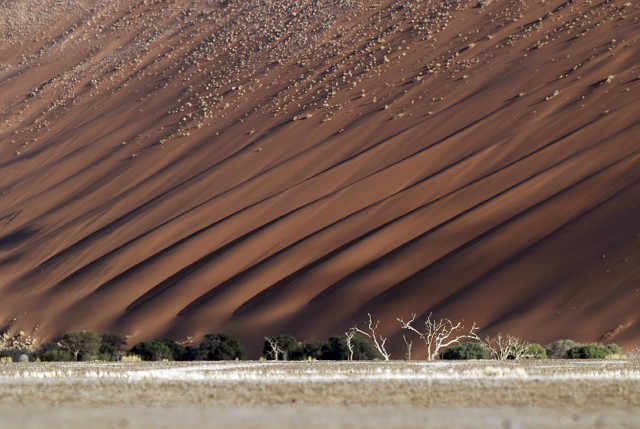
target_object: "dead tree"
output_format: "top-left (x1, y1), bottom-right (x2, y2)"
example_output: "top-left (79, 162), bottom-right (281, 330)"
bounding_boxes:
top-left (628, 347), bottom-right (640, 360)
top-left (402, 334), bottom-right (413, 360)
top-left (264, 336), bottom-right (283, 361)
top-left (483, 334), bottom-right (531, 360)
top-left (353, 313), bottom-right (391, 360)
top-left (398, 312), bottom-right (480, 361)
top-left (345, 330), bottom-right (355, 361)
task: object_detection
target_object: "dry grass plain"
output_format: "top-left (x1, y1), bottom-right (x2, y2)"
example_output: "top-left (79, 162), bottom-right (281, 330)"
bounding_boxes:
top-left (0, 360), bottom-right (639, 428)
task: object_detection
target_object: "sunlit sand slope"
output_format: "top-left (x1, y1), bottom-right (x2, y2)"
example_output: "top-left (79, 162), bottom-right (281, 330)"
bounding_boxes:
top-left (1, 0), bottom-right (639, 354)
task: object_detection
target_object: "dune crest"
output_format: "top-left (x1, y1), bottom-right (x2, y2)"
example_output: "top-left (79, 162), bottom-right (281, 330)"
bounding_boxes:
top-left (1, 0), bottom-right (639, 355)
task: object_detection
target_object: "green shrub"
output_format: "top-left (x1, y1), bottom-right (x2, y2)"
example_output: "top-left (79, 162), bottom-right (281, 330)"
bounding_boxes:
top-left (130, 340), bottom-right (174, 361)
top-left (160, 338), bottom-right (186, 361)
top-left (440, 342), bottom-right (490, 360)
top-left (319, 336), bottom-right (383, 360)
top-left (605, 343), bottom-right (622, 356)
top-left (289, 340), bottom-right (326, 360)
top-left (98, 333), bottom-right (127, 361)
top-left (192, 334), bottom-right (245, 361)
top-left (526, 343), bottom-right (547, 359)
top-left (546, 339), bottom-right (580, 359)
top-left (58, 330), bottom-right (102, 361)
top-left (318, 336), bottom-right (348, 360)
top-left (567, 343), bottom-right (610, 359)
top-left (34, 343), bottom-right (74, 362)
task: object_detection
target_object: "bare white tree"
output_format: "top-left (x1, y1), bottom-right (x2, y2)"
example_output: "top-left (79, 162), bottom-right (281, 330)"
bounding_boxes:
top-left (483, 334), bottom-right (531, 360)
top-left (345, 330), bottom-right (355, 361)
top-left (628, 347), bottom-right (640, 360)
top-left (264, 336), bottom-right (283, 361)
top-left (353, 313), bottom-right (391, 360)
top-left (397, 312), bottom-right (480, 361)
top-left (402, 334), bottom-right (413, 360)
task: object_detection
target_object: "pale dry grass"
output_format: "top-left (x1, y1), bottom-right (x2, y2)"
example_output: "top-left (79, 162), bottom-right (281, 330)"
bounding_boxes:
top-left (0, 361), bottom-right (638, 428)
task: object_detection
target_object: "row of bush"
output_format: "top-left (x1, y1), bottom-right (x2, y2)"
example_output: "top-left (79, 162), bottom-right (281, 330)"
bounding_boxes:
top-left (440, 339), bottom-right (623, 360)
top-left (0, 331), bottom-right (382, 362)
top-left (0, 330), bottom-right (627, 362)
top-left (29, 332), bottom-right (248, 362)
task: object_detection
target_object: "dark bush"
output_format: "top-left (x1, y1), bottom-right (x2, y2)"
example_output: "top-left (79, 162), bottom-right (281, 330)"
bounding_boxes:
top-left (263, 334), bottom-right (300, 360)
top-left (160, 338), bottom-right (186, 361)
top-left (317, 336), bottom-right (348, 360)
top-left (193, 334), bottom-right (245, 361)
top-left (319, 336), bottom-right (383, 360)
top-left (99, 333), bottom-right (127, 361)
top-left (33, 342), bottom-right (74, 362)
top-left (291, 340), bottom-right (327, 360)
top-left (546, 339), bottom-right (580, 359)
top-left (567, 343), bottom-right (610, 359)
top-left (181, 345), bottom-right (198, 361)
top-left (0, 348), bottom-right (30, 363)
top-left (130, 340), bottom-right (174, 361)
top-left (441, 342), bottom-right (491, 360)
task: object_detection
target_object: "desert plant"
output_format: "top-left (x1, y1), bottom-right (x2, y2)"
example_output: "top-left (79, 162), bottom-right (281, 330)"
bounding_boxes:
top-left (605, 343), bottom-right (622, 357)
top-left (263, 335), bottom-right (299, 361)
top-left (293, 340), bottom-right (326, 360)
top-left (627, 347), bottom-right (640, 360)
top-left (0, 348), bottom-right (30, 363)
top-left (319, 336), bottom-right (383, 360)
top-left (526, 343), bottom-right (548, 359)
top-left (58, 330), bottom-right (102, 361)
top-left (345, 330), bottom-right (356, 361)
top-left (398, 312), bottom-right (479, 361)
top-left (130, 340), bottom-right (174, 361)
top-left (160, 338), bottom-right (187, 361)
top-left (483, 334), bottom-right (531, 360)
top-left (34, 342), bottom-right (74, 362)
top-left (353, 314), bottom-right (391, 360)
top-left (402, 334), bottom-right (413, 360)
top-left (193, 334), bottom-right (245, 361)
top-left (121, 354), bottom-right (142, 362)
top-left (99, 333), bottom-right (128, 361)
top-left (567, 343), bottom-right (610, 359)
top-left (440, 342), bottom-right (490, 360)
top-left (546, 339), bottom-right (580, 359)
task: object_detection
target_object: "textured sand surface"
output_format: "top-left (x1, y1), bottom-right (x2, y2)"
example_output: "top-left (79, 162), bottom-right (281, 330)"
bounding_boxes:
top-left (0, 0), bottom-right (639, 354)
top-left (0, 361), bottom-right (639, 428)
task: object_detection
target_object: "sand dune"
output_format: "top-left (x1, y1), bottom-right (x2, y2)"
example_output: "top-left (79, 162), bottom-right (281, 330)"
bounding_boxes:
top-left (1, 0), bottom-right (639, 356)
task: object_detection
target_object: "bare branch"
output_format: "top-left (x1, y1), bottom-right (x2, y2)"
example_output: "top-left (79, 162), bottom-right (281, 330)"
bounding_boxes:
top-left (398, 312), bottom-right (480, 360)
top-left (264, 336), bottom-right (283, 361)
top-left (353, 313), bottom-right (391, 360)
top-left (345, 330), bottom-right (355, 361)
top-left (402, 334), bottom-right (413, 360)
top-left (483, 334), bottom-right (531, 360)
top-left (628, 347), bottom-right (640, 360)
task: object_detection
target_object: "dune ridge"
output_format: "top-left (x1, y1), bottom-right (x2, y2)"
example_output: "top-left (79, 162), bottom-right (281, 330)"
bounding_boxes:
top-left (1, 0), bottom-right (639, 355)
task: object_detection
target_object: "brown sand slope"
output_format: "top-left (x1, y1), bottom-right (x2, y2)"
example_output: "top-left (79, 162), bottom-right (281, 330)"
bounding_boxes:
top-left (1, 0), bottom-right (639, 355)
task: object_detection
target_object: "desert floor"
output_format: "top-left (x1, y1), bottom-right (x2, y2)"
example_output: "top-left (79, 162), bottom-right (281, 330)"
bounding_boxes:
top-left (0, 360), bottom-right (638, 428)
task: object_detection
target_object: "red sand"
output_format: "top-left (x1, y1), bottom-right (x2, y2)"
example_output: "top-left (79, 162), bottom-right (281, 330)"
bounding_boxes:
top-left (1, 0), bottom-right (639, 356)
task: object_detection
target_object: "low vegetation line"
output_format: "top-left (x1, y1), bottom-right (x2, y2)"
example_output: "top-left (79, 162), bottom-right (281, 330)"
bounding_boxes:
top-left (1, 313), bottom-right (637, 363)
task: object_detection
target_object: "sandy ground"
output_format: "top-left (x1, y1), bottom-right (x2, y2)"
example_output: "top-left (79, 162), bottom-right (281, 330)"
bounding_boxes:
top-left (0, 361), bottom-right (638, 428)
